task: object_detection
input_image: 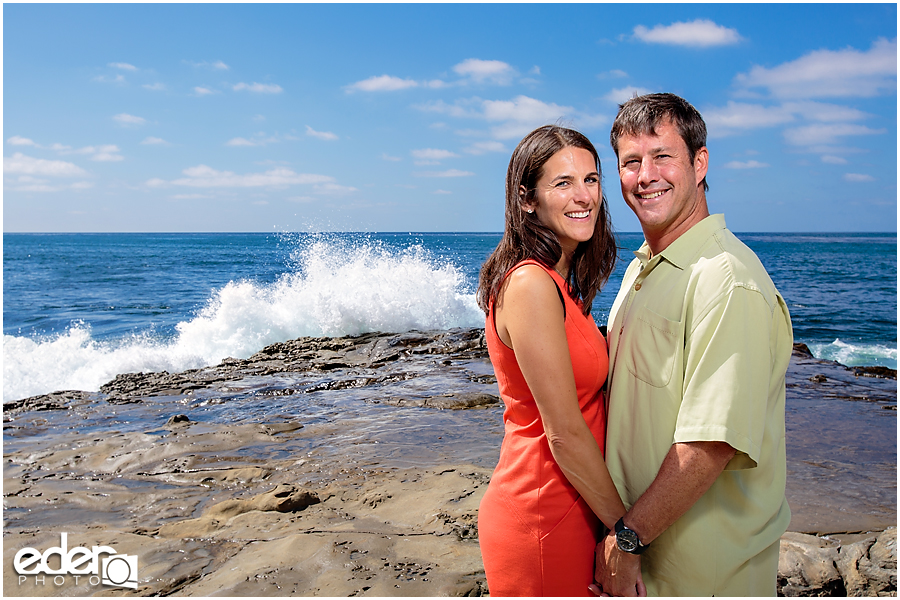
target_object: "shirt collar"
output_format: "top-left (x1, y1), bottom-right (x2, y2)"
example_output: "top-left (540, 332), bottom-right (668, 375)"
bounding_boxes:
top-left (633, 214), bottom-right (727, 270)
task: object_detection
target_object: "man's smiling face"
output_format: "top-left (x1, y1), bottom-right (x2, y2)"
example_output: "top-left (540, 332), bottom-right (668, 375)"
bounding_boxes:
top-left (616, 119), bottom-right (709, 251)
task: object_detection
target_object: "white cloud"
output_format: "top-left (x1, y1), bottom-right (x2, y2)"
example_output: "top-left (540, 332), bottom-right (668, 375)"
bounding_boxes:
top-left (433, 189), bottom-right (452, 195)
top-left (6, 180), bottom-right (57, 192)
top-left (417, 95), bottom-right (601, 141)
top-left (844, 173), bottom-right (875, 182)
top-left (483, 96), bottom-right (576, 139)
top-left (48, 144), bottom-right (124, 162)
top-left (91, 145), bottom-right (124, 161)
top-left (784, 123), bottom-right (886, 147)
top-left (633, 19), bottom-right (742, 48)
top-left (113, 113), bottom-right (146, 126)
top-left (185, 60), bottom-right (230, 70)
top-left (414, 169), bottom-right (475, 178)
top-left (604, 86), bottom-right (654, 104)
top-left (381, 153), bottom-right (402, 162)
top-left (313, 183), bottom-right (358, 195)
top-left (704, 100), bottom-right (879, 143)
top-left (723, 160), bottom-right (770, 169)
top-left (171, 193), bottom-right (213, 200)
top-left (194, 86), bottom-right (217, 96)
top-left (108, 62), bottom-right (138, 71)
top-left (453, 59), bottom-right (516, 84)
top-left (226, 137), bottom-right (260, 147)
top-left (347, 75), bottom-right (419, 92)
top-left (143, 83), bottom-right (166, 91)
top-left (781, 101), bottom-right (870, 123)
top-left (821, 155), bottom-right (848, 165)
top-left (735, 38), bottom-right (897, 99)
top-left (92, 74), bottom-right (125, 84)
top-left (415, 99), bottom-right (480, 119)
top-left (4, 176), bottom-right (93, 193)
top-left (233, 82), bottom-right (283, 94)
top-left (7, 136), bottom-right (38, 146)
top-left (704, 102), bottom-right (796, 137)
top-left (4, 153), bottom-right (88, 177)
top-left (482, 96), bottom-right (571, 124)
top-left (226, 132), bottom-right (287, 147)
top-left (305, 125), bottom-right (338, 141)
top-left (141, 137), bottom-right (168, 145)
top-left (465, 140), bottom-right (507, 155)
top-left (411, 148), bottom-right (458, 162)
top-left (169, 165), bottom-right (334, 188)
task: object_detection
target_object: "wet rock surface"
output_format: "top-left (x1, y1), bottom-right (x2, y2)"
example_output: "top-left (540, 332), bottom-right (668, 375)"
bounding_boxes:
top-left (88, 328), bottom-right (496, 408)
top-left (3, 329), bottom-right (895, 596)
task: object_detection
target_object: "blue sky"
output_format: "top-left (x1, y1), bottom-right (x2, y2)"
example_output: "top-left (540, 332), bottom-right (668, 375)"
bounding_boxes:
top-left (3, 3), bottom-right (897, 233)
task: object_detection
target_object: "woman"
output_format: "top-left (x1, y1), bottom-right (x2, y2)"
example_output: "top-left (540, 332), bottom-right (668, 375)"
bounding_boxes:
top-left (476, 125), bottom-right (628, 596)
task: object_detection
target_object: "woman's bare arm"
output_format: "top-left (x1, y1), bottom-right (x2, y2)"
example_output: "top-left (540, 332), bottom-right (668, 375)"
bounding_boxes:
top-left (496, 264), bottom-right (626, 529)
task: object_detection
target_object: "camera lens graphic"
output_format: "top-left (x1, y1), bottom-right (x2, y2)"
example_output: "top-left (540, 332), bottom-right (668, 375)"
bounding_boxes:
top-left (104, 556), bottom-right (132, 585)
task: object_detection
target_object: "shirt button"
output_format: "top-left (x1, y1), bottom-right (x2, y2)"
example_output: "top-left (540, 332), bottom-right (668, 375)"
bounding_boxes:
top-left (634, 283), bottom-right (642, 291)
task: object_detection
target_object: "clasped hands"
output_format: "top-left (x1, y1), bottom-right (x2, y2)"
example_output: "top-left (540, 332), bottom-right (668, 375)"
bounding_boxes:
top-left (589, 531), bottom-right (647, 597)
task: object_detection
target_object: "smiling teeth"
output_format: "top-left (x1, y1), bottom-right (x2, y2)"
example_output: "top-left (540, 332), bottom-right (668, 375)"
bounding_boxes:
top-left (639, 191), bottom-right (665, 199)
top-left (567, 211), bottom-right (590, 218)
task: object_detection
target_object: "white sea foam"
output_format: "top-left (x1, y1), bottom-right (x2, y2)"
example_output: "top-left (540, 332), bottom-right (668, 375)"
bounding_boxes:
top-left (809, 339), bottom-right (898, 369)
top-left (3, 239), bottom-right (484, 402)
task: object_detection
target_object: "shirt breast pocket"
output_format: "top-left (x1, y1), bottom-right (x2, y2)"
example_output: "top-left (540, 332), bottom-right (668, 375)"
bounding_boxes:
top-left (624, 307), bottom-right (682, 388)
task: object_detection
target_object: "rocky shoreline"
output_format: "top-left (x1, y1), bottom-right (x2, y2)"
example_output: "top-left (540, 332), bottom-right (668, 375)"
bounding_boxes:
top-left (3, 328), bottom-right (896, 596)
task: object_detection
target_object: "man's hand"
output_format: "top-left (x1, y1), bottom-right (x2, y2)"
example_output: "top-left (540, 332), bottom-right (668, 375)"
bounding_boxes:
top-left (591, 532), bottom-right (646, 597)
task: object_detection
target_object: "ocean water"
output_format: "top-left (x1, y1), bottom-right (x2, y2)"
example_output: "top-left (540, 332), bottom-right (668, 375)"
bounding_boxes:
top-left (3, 231), bottom-right (896, 403)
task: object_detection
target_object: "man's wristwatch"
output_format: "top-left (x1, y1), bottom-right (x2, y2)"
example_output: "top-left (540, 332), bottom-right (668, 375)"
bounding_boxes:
top-left (614, 518), bottom-right (649, 554)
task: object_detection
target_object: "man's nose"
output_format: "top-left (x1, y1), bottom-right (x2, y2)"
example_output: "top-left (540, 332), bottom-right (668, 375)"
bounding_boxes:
top-left (638, 158), bottom-right (659, 186)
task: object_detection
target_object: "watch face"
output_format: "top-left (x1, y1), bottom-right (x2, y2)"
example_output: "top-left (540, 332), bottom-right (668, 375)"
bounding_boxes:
top-left (616, 529), bottom-right (640, 552)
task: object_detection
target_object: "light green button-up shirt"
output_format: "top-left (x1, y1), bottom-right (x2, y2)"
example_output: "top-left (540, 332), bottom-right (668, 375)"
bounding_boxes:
top-left (605, 214), bottom-right (792, 596)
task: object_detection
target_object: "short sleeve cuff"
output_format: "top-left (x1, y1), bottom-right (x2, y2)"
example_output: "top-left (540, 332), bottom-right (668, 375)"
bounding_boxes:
top-left (674, 425), bottom-right (760, 470)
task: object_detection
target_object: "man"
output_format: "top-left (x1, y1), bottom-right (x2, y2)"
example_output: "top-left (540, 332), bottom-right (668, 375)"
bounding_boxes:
top-left (595, 93), bottom-right (792, 596)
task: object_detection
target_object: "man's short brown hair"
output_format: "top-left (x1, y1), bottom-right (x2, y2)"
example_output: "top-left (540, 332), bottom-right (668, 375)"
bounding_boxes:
top-left (610, 93), bottom-right (709, 192)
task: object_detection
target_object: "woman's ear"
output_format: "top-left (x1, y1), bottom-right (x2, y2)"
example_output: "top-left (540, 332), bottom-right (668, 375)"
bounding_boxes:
top-left (519, 185), bottom-right (535, 214)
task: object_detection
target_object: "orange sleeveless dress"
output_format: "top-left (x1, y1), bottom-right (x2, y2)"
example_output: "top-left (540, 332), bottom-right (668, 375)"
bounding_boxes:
top-left (478, 260), bottom-right (609, 597)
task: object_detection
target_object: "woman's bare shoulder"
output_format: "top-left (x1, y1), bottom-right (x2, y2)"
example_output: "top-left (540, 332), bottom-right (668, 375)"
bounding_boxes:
top-left (502, 264), bottom-right (560, 310)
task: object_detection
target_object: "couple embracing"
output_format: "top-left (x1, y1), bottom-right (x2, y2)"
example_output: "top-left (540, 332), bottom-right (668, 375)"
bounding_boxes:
top-left (476, 93), bottom-right (792, 597)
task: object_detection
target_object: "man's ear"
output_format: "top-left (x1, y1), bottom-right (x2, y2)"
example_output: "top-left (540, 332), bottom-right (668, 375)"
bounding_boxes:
top-left (694, 146), bottom-right (709, 185)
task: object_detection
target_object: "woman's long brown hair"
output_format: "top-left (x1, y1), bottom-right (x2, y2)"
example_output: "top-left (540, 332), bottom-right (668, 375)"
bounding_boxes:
top-left (476, 125), bottom-right (617, 317)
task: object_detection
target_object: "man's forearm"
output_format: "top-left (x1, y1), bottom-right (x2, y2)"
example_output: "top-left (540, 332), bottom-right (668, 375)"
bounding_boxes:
top-left (622, 441), bottom-right (736, 544)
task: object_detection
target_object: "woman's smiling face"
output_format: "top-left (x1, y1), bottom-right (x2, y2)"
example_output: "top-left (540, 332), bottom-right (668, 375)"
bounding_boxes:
top-left (524, 146), bottom-right (601, 257)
